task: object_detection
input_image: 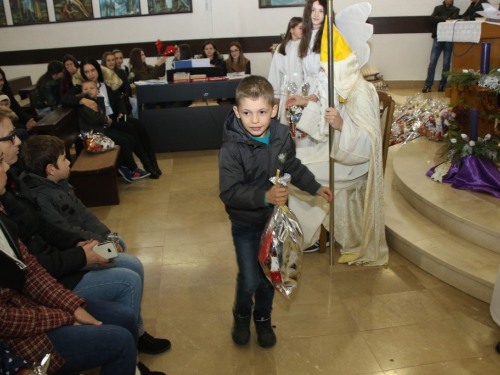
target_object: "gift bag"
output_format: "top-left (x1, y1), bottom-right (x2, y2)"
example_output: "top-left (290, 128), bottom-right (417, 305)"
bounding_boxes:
top-left (80, 131), bottom-right (115, 153)
top-left (258, 171), bottom-right (304, 299)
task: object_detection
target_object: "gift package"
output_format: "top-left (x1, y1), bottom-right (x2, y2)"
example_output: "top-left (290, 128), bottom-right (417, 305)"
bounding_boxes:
top-left (80, 131), bottom-right (115, 153)
top-left (258, 172), bottom-right (304, 299)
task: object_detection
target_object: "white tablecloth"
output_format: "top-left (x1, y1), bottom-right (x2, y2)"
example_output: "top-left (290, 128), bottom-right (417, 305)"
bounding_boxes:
top-left (437, 21), bottom-right (483, 43)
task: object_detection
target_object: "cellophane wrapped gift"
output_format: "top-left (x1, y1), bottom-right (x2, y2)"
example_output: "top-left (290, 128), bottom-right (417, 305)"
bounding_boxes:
top-left (258, 173), bottom-right (303, 299)
top-left (390, 94), bottom-right (448, 145)
top-left (287, 82), bottom-right (310, 140)
top-left (80, 131), bottom-right (115, 153)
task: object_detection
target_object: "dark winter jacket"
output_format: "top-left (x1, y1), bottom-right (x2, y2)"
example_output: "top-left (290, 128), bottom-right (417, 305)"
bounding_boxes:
top-left (131, 63), bottom-right (166, 82)
top-left (219, 111), bottom-right (321, 229)
top-left (23, 173), bottom-right (111, 242)
top-left (0, 167), bottom-right (86, 290)
top-left (430, 2), bottom-right (460, 38)
top-left (462, 0), bottom-right (489, 20)
top-left (34, 78), bottom-right (61, 110)
top-left (76, 95), bottom-right (107, 133)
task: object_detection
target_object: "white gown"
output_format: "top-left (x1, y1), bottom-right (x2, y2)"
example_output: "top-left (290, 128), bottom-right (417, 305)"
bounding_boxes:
top-left (268, 39), bottom-right (303, 124)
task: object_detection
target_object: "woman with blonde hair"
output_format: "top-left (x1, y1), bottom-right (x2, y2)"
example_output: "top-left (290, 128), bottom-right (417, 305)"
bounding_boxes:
top-left (225, 41), bottom-right (251, 74)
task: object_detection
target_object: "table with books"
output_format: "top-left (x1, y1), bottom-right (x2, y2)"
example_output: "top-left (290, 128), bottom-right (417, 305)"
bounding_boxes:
top-left (136, 75), bottom-right (241, 152)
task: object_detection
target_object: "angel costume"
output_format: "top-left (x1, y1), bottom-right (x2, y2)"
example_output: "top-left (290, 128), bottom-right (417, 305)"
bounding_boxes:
top-left (288, 3), bottom-right (388, 266)
top-left (268, 39), bottom-right (303, 124)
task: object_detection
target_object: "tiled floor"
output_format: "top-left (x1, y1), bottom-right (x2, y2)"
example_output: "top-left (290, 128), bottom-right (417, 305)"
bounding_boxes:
top-left (88, 109), bottom-right (500, 374)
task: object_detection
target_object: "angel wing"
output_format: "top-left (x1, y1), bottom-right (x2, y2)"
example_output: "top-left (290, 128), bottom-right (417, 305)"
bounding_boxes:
top-left (335, 2), bottom-right (373, 67)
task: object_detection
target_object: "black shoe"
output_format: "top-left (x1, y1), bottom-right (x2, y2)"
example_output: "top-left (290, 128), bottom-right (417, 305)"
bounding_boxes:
top-left (253, 311), bottom-right (277, 348)
top-left (422, 86), bottom-right (431, 93)
top-left (137, 361), bottom-right (166, 375)
top-left (149, 152), bottom-right (162, 176)
top-left (138, 332), bottom-right (171, 354)
top-left (303, 241), bottom-right (320, 253)
top-left (232, 310), bottom-right (251, 345)
top-left (438, 85), bottom-right (445, 92)
top-left (496, 341), bottom-right (500, 354)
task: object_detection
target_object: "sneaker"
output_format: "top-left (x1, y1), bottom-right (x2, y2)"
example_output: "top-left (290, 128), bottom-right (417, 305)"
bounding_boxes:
top-left (138, 331), bottom-right (171, 354)
top-left (253, 311), bottom-right (277, 348)
top-left (118, 166), bottom-right (134, 183)
top-left (303, 241), bottom-right (320, 253)
top-left (137, 361), bottom-right (166, 375)
top-left (422, 86), bottom-right (431, 93)
top-left (438, 85), bottom-right (445, 92)
top-left (232, 310), bottom-right (251, 345)
top-left (131, 168), bottom-right (151, 181)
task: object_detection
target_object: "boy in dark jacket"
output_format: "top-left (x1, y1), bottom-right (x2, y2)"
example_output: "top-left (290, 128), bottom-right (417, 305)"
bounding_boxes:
top-left (219, 76), bottom-right (332, 348)
top-left (422, 0), bottom-right (460, 93)
top-left (21, 135), bottom-right (122, 245)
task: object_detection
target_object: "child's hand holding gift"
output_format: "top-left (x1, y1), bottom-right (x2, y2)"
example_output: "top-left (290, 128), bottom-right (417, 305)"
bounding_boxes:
top-left (266, 186), bottom-right (288, 206)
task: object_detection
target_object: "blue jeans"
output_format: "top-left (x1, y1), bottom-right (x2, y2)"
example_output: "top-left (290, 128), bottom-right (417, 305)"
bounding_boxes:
top-left (232, 224), bottom-right (275, 314)
top-left (425, 39), bottom-right (453, 88)
top-left (47, 299), bottom-right (137, 375)
top-left (72, 253), bottom-right (145, 333)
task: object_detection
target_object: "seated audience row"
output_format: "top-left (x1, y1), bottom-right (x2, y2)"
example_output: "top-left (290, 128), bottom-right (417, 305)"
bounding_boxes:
top-left (0, 109), bottom-right (167, 374)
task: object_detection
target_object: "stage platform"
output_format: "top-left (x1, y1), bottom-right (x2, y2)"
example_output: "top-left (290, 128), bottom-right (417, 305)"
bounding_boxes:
top-left (385, 137), bottom-right (500, 303)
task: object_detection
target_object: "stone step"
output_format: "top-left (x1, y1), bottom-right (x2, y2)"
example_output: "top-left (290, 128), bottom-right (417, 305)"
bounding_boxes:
top-left (385, 143), bottom-right (500, 303)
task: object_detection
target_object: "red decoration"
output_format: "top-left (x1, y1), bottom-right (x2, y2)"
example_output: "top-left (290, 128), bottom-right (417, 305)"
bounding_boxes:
top-left (155, 40), bottom-right (177, 56)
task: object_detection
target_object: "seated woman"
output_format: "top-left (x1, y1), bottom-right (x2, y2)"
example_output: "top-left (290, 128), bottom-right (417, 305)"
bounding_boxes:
top-left (34, 60), bottom-right (64, 118)
top-left (113, 49), bottom-right (129, 76)
top-left (129, 48), bottom-right (166, 82)
top-left (60, 54), bottom-right (79, 97)
top-left (0, 92), bottom-right (31, 141)
top-left (102, 50), bottom-right (136, 116)
top-left (0, 67), bottom-right (37, 137)
top-left (171, 43), bottom-right (193, 68)
top-left (201, 40), bottom-right (227, 75)
top-left (61, 57), bottom-right (161, 178)
top-left (225, 41), bottom-right (251, 74)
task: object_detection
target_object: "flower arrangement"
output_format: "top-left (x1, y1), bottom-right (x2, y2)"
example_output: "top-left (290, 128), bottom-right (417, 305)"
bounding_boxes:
top-left (444, 133), bottom-right (499, 164)
top-left (446, 70), bottom-right (481, 88)
top-left (478, 69), bottom-right (500, 94)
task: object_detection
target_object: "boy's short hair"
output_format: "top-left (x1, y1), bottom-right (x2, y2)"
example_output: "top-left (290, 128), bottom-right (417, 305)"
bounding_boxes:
top-left (23, 135), bottom-right (65, 178)
top-left (81, 80), bottom-right (97, 88)
top-left (235, 76), bottom-right (275, 107)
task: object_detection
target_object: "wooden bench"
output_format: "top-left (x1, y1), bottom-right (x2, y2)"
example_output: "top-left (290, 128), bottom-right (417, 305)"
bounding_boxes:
top-left (31, 106), bottom-right (80, 160)
top-left (69, 146), bottom-right (121, 207)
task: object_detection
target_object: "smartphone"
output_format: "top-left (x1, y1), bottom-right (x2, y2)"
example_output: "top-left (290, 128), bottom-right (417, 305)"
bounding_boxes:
top-left (93, 241), bottom-right (119, 259)
top-left (118, 115), bottom-right (127, 122)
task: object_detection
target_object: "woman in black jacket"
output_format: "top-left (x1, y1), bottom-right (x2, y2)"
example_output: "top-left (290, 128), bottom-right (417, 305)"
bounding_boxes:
top-left (61, 57), bottom-right (161, 178)
top-left (201, 40), bottom-right (227, 76)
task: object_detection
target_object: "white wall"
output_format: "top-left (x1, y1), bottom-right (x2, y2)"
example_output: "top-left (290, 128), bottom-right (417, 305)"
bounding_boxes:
top-left (1, 0), bottom-right (496, 84)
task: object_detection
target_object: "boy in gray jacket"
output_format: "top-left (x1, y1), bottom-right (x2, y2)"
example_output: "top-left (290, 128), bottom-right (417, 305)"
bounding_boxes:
top-left (21, 135), bottom-right (123, 246)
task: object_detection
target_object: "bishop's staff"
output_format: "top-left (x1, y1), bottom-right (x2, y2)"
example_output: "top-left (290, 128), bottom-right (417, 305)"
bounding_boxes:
top-left (327, 0), bottom-right (335, 266)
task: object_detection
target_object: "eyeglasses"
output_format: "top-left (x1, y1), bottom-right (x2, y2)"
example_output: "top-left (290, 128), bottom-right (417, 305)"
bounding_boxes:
top-left (0, 129), bottom-right (17, 144)
top-left (230, 49), bottom-right (240, 53)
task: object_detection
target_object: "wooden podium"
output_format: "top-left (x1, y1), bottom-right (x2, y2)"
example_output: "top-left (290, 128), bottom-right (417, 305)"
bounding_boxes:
top-left (451, 23), bottom-right (500, 72)
top-left (440, 22), bottom-right (500, 136)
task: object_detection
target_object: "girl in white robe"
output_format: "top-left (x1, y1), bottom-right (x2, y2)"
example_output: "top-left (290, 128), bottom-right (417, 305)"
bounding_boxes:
top-left (268, 16), bottom-right (304, 124)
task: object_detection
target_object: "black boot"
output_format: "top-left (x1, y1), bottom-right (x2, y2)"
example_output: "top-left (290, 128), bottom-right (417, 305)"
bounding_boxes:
top-left (136, 149), bottom-right (160, 179)
top-left (253, 311), bottom-right (276, 348)
top-left (232, 310), bottom-right (251, 345)
top-left (148, 152), bottom-right (162, 176)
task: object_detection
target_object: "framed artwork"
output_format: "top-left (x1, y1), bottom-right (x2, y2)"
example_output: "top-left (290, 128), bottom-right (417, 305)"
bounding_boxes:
top-left (259, 0), bottom-right (306, 8)
top-left (54, 0), bottom-right (93, 22)
top-left (0, 1), bottom-right (6, 26)
top-left (9, 0), bottom-right (49, 25)
top-left (100, 0), bottom-right (141, 18)
top-left (148, 0), bottom-right (191, 15)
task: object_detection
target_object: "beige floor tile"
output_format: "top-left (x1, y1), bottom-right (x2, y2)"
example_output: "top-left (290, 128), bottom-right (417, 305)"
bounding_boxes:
top-left (428, 285), bottom-right (492, 318)
top-left (362, 319), bottom-right (486, 370)
top-left (121, 229), bottom-right (166, 248)
top-left (127, 246), bottom-right (164, 265)
top-left (166, 195), bottom-right (226, 215)
top-left (344, 290), bottom-right (452, 331)
top-left (456, 315), bottom-right (500, 347)
top-left (383, 357), bottom-right (500, 374)
top-left (404, 263), bottom-right (447, 289)
top-left (162, 240), bottom-right (235, 265)
top-left (163, 222), bottom-right (232, 246)
top-left (159, 261), bottom-right (237, 290)
top-left (163, 209), bottom-right (229, 229)
top-left (329, 265), bottom-right (426, 299)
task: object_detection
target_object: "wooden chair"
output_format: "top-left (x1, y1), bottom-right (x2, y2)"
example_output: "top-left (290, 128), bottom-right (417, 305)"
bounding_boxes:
top-left (318, 90), bottom-right (395, 254)
top-left (377, 91), bottom-right (395, 173)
